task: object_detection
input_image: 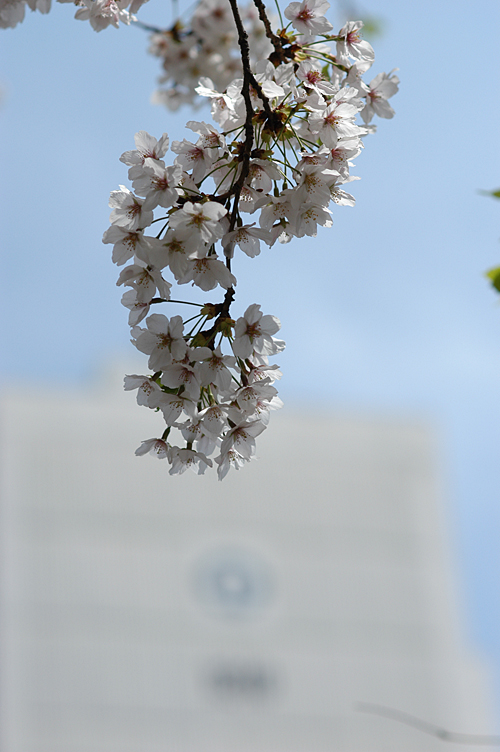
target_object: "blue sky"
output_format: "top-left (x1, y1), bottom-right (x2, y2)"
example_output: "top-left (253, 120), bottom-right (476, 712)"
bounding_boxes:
top-left (2, 0), bottom-right (500, 724)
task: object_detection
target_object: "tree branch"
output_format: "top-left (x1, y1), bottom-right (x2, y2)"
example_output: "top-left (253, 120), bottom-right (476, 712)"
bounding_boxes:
top-left (251, 0), bottom-right (286, 59)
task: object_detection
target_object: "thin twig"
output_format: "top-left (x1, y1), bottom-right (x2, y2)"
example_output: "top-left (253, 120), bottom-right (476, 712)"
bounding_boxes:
top-left (356, 703), bottom-right (500, 746)
top-left (150, 298), bottom-right (203, 307)
top-left (132, 18), bottom-right (165, 33)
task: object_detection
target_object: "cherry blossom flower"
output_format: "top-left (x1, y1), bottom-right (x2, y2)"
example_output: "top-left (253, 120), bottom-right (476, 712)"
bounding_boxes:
top-left (168, 447), bottom-right (213, 475)
top-left (246, 160), bottom-right (282, 194)
top-left (219, 419), bottom-right (266, 461)
top-left (222, 224), bottom-right (272, 259)
top-left (231, 379), bottom-right (279, 418)
top-left (308, 95), bottom-right (363, 149)
top-left (102, 226), bottom-right (148, 266)
top-left (121, 290), bottom-right (151, 326)
top-left (195, 346), bottom-right (236, 392)
top-left (120, 131), bottom-right (170, 172)
top-left (171, 139), bottom-right (211, 184)
top-left (117, 263), bottom-right (171, 304)
top-left (124, 375), bottom-right (162, 406)
top-left (232, 304), bottom-right (284, 359)
top-left (74, 0), bottom-right (131, 32)
top-left (132, 159), bottom-right (182, 210)
top-left (0, 0), bottom-right (50, 28)
top-left (161, 362), bottom-right (201, 400)
top-left (360, 70), bottom-right (400, 124)
top-left (199, 404), bottom-right (229, 441)
top-left (131, 314), bottom-right (187, 370)
top-left (215, 448), bottom-right (248, 480)
top-left (290, 203), bottom-right (333, 237)
top-left (259, 192), bottom-right (294, 231)
top-left (186, 121), bottom-right (226, 159)
top-left (169, 201), bottom-right (227, 244)
top-left (135, 438), bottom-right (169, 459)
top-left (296, 61), bottom-right (338, 97)
top-left (148, 231), bottom-right (197, 281)
top-left (109, 186), bottom-right (153, 231)
top-left (0, 0), bottom-right (26, 28)
top-left (336, 21), bottom-right (375, 63)
top-left (179, 257), bottom-right (236, 291)
top-left (284, 0), bottom-right (333, 40)
top-left (248, 359), bottom-right (283, 384)
top-left (152, 391), bottom-right (197, 425)
top-left (179, 418), bottom-right (219, 457)
top-left (292, 162), bottom-right (339, 208)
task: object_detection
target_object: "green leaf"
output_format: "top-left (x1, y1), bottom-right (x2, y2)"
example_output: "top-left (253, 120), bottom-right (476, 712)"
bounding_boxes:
top-left (486, 266), bottom-right (500, 293)
top-left (479, 188), bottom-right (500, 199)
top-left (359, 16), bottom-right (383, 38)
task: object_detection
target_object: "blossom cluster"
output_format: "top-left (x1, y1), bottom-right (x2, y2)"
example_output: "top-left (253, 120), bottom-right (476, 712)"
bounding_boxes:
top-left (0, 0), bottom-right (148, 30)
top-left (149, 0), bottom-right (274, 111)
top-left (148, 0), bottom-right (398, 125)
top-left (103, 0), bottom-right (398, 478)
top-left (0, 0), bottom-right (48, 28)
top-left (104, 130), bottom-right (285, 479)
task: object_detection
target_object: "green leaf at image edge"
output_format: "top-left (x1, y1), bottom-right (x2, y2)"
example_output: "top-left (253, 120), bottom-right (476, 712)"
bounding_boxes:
top-left (479, 188), bottom-right (500, 199)
top-left (486, 266), bottom-right (500, 293)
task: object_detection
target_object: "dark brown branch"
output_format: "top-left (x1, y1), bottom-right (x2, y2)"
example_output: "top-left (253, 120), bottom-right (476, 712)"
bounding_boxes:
top-left (224, 0), bottom-right (281, 226)
top-left (195, 0), bottom-right (276, 331)
top-left (252, 0), bottom-right (301, 66)
top-left (226, 0), bottom-right (257, 234)
top-left (251, 0), bottom-right (286, 58)
top-left (247, 72), bottom-right (273, 120)
top-left (356, 703), bottom-right (500, 746)
top-left (197, 287), bottom-right (235, 350)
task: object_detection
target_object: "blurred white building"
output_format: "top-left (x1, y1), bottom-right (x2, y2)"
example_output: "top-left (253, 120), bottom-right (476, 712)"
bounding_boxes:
top-left (0, 376), bottom-right (493, 751)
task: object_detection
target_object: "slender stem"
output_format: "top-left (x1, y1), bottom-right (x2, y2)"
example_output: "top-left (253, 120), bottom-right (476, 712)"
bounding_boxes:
top-left (150, 298), bottom-right (203, 307)
top-left (171, 0), bottom-right (178, 24)
top-left (156, 221), bottom-right (170, 239)
top-left (273, 0), bottom-right (284, 27)
top-left (186, 315), bottom-right (207, 338)
top-left (183, 312), bottom-right (205, 326)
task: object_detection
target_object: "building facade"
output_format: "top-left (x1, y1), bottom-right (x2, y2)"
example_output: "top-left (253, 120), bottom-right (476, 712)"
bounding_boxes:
top-left (0, 380), bottom-right (493, 751)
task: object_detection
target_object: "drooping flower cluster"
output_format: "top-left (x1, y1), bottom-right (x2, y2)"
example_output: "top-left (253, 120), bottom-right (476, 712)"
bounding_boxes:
top-left (2, 0), bottom-right (397, 477)
top-left (103, 0), bottom-right (398, 478)
top-left (104, 130), bottom-right (285, 479)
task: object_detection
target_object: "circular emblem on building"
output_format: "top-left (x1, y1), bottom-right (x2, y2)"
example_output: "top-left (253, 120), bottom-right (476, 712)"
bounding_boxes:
top-left (193, 547), bottom-right (274, 620)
